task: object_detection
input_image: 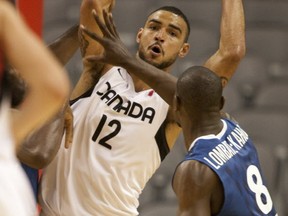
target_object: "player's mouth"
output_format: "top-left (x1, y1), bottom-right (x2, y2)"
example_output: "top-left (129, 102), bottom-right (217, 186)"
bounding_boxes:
top-left (149, 44), bottom-right (163, 57)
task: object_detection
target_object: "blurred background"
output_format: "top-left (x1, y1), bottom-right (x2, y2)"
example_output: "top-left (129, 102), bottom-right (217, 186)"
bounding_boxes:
top-left (41, 0), bottom-right (288, 215)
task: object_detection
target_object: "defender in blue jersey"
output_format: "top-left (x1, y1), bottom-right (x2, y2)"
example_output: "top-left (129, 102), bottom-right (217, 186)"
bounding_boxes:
top-left (172, 66), bottom-right (277, 216)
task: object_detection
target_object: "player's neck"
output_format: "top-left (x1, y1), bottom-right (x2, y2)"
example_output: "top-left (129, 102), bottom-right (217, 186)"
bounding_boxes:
top-left (185, 114), bottom-right (223, 149)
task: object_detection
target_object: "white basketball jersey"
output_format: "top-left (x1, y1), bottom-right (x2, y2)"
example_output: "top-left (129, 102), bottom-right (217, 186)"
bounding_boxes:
top-left (39, 67), bottom-right (169, 216)
top-left (0, 100), bottom-right (36, 216)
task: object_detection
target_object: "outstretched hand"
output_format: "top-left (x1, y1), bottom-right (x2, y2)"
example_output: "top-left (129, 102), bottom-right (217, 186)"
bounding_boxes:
top-left (80, 9), bottom-right (134, 66)
top-left (64, 105), bottom-right (73, 148)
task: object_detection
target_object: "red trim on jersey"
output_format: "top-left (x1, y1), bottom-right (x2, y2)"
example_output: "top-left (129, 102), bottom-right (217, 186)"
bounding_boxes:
top-left (148, 90), bottom-right (154, 96)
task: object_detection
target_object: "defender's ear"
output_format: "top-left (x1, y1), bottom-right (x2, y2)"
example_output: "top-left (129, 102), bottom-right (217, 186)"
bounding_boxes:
top-left (173, 94), bottom-right (181, 112)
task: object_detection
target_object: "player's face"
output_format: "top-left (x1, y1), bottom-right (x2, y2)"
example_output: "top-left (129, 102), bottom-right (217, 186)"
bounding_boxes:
top-left (136, 10), bottom-right (189, 70)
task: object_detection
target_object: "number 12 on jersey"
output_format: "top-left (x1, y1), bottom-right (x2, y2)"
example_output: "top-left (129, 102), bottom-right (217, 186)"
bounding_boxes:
top-left (92, 114), bottom-right (121, 150)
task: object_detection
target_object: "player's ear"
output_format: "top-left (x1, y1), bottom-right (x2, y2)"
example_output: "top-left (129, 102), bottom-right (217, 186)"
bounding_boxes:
top-left (178, 42), bottom-right (190, 58)
top-left (172, 94), bottom-right (182, 127)
top-left (173, 94), bottom-right (181, 112)
top-left (136, 28), bottom-right (144, 43)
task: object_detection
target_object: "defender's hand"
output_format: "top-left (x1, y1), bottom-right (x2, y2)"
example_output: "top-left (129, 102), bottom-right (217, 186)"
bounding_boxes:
top-left (80, 9), bottom-right (133, 66)
top-left (64, 105), bottom-right (73, 148)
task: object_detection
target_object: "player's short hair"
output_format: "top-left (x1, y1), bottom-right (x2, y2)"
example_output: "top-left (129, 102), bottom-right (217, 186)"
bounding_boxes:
top-left (177, 66), bottom-right (223, 112)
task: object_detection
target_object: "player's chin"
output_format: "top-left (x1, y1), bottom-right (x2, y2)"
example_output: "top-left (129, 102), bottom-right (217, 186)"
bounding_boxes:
top-left (146, 56), bottom-right (164, 67)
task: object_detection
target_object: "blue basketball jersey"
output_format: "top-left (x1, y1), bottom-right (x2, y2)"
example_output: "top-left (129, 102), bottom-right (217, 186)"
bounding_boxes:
top-left (21, 163), bottom-right (38, 201)
top-left (184, 119), bottom-right (277, 216)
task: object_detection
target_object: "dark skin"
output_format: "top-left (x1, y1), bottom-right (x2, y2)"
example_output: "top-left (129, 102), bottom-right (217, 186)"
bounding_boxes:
top-left (16, 25), bottom-right (79, 169)
top-left (80, 0), bottom-right (246, 151)
top-left (15, 0), bottom-right (244, 182)
top-left (173, 160), bottom-right (224, 215)
top-left (171, 67), bottom-right (227, 215)
top-left (80, 0), bottom-right (245, 214)
top-left (16, 1), bottom-right (115, 170)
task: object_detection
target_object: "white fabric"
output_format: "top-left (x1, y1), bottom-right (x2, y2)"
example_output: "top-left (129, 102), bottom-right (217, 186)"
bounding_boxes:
top-left (0, 100), bottom-right (36, 216)
top-left (39, 67), bottom-right (169, 216)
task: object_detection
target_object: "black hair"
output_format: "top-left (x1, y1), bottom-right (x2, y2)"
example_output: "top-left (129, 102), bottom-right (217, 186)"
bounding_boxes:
top-left (177, 66), bottom-right (223, 113)
top-left (3, 66), bottom-right (26, 108)
top-left (149, 6), bottom-right (190, 42)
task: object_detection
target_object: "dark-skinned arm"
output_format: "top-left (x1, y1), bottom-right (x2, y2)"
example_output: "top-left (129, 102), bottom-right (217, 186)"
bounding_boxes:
top-left (123, 57), bottom-right (177, 106)
top-left (16, 1), bottom-right (115, 169)
top-left (81, 0), bottom-right (245, 104)
top-left (47, 24), bottom-right (79, 65)
top-left (16, 106), bottom-right (66, 169)
top-left (173, 160), bottom-right (223, 216)
top-left (16, 25), bottom-right (79, 169)
top-left (81, 10), bottom-right (177, 106)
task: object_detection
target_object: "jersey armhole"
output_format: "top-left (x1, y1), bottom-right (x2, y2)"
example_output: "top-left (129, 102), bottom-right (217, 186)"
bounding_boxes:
top-left (69, 86), bottom-right (94, 106)
top-left (155, 120), bottom-right (170, 161)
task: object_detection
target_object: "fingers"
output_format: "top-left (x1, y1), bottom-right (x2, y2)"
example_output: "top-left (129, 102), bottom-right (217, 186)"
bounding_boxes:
top-left (64, 107), bottom-right (73, 148)
top-left (92, 9), bottom-right (112, 38)
top-left (103, 10), bottom-right (114, 36)
top-left (103, 10), bottom-right (119, 39)
top-left (85, 55), bottom-right (105, 63)
top-left (109, 13), bottom-right (120, 38)
top-left (102, 10), bottom-right (116, 38)
top-left (64, 124), bottom-right (73, 149)
top-left (81, 9), bottom-right (119, 43)
top-left (80, 24), bottom-right (103, 43)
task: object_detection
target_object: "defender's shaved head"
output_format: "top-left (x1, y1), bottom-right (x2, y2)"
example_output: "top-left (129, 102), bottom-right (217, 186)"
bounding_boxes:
top-left (176, 66), bottom-right (223, 114)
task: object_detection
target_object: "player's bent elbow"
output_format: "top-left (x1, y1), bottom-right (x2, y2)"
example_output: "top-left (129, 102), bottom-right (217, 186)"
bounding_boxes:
top-left (19, 153), bottom-right (52, 169)
top-left (222, 44), bottom-right (246, 64)
top-left (30, 153), bottom-right (53, 169)
top-left (16, 145), bottom-right (53, 169)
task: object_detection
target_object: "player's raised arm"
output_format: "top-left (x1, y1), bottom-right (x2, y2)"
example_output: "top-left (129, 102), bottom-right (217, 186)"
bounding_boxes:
top-left (79, 0), bottom-right (114, 58)
top-left (48, 24), bottom-right (79, 66)
top-left (70, 0), bottom-right (115, 100)
top-left (203, 0), bottom-right (246, 87)
top-left (0, 1), bottom-right (70, 146)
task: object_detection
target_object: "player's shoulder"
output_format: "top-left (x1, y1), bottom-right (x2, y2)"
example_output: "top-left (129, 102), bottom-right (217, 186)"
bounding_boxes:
top-left (173, 159), bottom-right (220, 201)
top-left (178, 160), bottom-right (211, 175)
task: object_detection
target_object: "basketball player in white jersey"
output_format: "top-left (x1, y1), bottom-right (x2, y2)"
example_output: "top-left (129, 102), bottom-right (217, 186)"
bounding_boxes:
top-left (0, 1), bottom-right (70, 215)
top-left (39, 0), bottom-right (245, 215)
